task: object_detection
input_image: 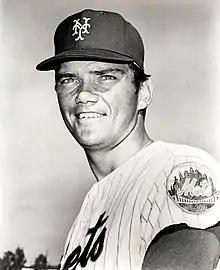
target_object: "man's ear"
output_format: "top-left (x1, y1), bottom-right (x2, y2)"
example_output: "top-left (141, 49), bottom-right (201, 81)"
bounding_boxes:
top-left (137, 79), bottom-right (153, 111)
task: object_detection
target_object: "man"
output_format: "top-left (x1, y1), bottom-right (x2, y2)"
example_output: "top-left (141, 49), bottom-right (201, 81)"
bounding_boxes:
top-left (36, 9), bottom-right (220, 270)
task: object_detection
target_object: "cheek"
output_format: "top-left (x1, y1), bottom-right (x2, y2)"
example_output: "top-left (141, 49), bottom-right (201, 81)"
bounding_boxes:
top-left (57, 95), bottom-right (74, 114)
top-left (110, 91), bottom-right (139, 123)
top-left (117, 84), bottom-right (138, 110)
top-left (56, 97), bottom-right (74, 130)
top-left (57, 97), bottom-right (75, 132)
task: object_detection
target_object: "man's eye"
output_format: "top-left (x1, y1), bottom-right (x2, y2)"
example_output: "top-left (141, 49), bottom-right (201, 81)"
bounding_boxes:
top-left (99, 75), bottom-right (117, 81)
top-left (59, 77), bottom-right (80, 85)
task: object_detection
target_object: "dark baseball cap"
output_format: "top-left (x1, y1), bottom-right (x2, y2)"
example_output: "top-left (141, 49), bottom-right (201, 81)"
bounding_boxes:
top-left (36, 9), bottom-right (147, 73)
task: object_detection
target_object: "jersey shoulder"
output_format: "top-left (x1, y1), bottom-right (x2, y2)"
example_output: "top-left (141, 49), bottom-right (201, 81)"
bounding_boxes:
top-left (158, 141), bottom-right (220, 218)
top-left (159, 141), bottom-right (220, 169)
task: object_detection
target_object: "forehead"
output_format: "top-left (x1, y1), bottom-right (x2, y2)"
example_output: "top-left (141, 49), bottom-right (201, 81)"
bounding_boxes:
top-left (56, 61), bottom-right (131, 74)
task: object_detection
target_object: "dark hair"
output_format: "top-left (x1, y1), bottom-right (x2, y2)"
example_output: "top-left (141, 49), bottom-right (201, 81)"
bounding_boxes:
top-left (128, 63), bottom-right (151, 92)
top-left (128, 63), bottom-right (151, 118)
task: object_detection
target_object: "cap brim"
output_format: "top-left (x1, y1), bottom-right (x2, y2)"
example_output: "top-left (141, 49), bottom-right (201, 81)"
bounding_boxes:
top-left (36, 48), bottom-right (137, 71)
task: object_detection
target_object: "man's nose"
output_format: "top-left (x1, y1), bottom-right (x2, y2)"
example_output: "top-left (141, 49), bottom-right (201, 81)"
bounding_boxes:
top-left (75, 83), bottom-right (99, 104)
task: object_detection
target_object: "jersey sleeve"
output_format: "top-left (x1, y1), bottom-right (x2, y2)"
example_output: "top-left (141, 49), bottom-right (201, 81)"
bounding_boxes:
top-left (165, 146), bottom-right (220, 229)
top-left (140, 144), bottom-right (220, 252)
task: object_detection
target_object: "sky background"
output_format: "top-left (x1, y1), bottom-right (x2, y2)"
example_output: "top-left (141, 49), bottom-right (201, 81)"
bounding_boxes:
top-left (1, 0), bottom-right (220, 265)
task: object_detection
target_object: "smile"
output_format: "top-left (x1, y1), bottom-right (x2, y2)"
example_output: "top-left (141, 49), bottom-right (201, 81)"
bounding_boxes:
top-left (74, 112), bottom-right (106, 120)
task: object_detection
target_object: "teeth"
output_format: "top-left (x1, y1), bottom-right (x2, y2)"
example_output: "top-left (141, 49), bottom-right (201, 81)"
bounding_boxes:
top-left (78, 112), bottom-right (104, 119)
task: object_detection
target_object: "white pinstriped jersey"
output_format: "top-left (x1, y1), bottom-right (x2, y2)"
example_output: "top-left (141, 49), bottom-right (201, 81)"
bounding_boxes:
top-left (60, 141), bottom-right (220, 270)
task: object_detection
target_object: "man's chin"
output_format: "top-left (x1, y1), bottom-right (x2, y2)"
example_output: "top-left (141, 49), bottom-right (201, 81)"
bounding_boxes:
top-left (74, 135), bottom-right (104, 151)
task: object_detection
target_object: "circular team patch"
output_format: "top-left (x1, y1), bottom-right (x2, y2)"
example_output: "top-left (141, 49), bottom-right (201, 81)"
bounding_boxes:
top-left (166, 162), bottom-right (220, 214)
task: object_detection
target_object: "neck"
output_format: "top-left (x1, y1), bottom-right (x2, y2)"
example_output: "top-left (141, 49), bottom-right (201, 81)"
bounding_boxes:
top-left (84, 115), bottom-right (152, 181)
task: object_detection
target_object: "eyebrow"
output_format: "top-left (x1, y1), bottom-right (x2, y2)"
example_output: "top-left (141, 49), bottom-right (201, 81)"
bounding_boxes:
top-left (55, 73), bottom-right (75, 82)
top-left (90, 68), bottom-right (126, 75)
top-left (55, 68), bottom-right (126, 81)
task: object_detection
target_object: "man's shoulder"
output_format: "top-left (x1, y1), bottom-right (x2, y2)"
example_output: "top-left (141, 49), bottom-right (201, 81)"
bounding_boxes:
top-left (154, 140), bottom-right (219, 168)
top-left (157, 140), bottom-right (213, 157)
top-left (157, 140), bottom-right (220, 187)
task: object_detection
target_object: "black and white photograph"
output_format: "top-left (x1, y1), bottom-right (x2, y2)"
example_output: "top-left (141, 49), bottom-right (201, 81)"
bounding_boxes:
top-left (1, 1), bottom-right (220, 269)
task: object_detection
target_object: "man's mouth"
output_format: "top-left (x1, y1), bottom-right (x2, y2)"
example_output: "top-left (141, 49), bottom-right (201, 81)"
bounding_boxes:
top-left (73, 112), bottom-right (106, 120)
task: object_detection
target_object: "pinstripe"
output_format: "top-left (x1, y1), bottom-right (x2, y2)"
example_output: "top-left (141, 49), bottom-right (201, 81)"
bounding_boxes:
top-left (102, 174), bottom-right (132, 268)
top-left (60, 141), bottom-right (220, 270)
top-left (65, 199), bottom-right (90, 257)
top-left (166, 191), bottom-right (175, 223)
top-left (105, 174), bottom-right (120, 205)
top-left (104, 155), bottom-right (152, 269)
top-left (103, 159), bottom-right (147, 269)
top-left (102, 175), bottom-right (126, 269)
top-left (127, 163), bottom-right (152, 269)
top-left (102, 146), bottom-right (153, 268)
top-left (157, 218), bottom-right (161, 231)
top-left (140, 154), bottom-right (174, 216)
top-left (107, 174), bottom-right (123, 211)
top-left (155, 199), bottom-right (161, 212)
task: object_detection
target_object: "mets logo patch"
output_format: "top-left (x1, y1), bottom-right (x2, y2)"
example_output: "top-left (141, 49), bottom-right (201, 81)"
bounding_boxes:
top-left (72, 17), bottom-right (91, 41)
top-left (166, 162), bottom-right (220, 214)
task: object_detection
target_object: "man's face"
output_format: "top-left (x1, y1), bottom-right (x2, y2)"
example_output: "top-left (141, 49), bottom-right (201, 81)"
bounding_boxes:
top-left (55, 61), bottom-right (141, 151)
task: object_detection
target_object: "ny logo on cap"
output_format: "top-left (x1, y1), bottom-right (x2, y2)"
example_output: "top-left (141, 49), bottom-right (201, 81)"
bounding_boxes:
top-left (72, 17), bottom-right (91, 41)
